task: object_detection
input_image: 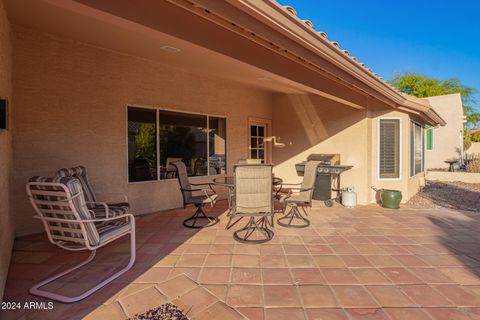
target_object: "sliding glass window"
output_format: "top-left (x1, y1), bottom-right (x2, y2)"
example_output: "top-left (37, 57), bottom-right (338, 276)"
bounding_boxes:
top-left (410, 121), bottom-right (424, 176)
top-left (127, 106), bottom-right (226, 182)
top-left (128, 107), bottom-right (158, 182)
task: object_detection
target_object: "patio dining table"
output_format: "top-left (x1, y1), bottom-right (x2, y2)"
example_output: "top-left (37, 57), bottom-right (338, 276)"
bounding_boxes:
top-left (212, 176), bottom-right (283, 213)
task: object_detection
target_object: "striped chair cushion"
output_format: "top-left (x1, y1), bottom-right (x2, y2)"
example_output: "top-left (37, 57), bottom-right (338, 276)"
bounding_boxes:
top-left (91, 203), bottom-right (129, 217)
top-left (56, 166), bottom-right (130, 212)
top-left (56, 166), bottom-right (97, 205)
top-left (28, 176), bottom-right (101, 246)
top-left (97, 219), bottom-right (131, 244)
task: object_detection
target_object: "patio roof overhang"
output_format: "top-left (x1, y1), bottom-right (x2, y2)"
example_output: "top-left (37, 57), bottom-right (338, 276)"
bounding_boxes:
top-left (7, 0), bottom-right (445, 126)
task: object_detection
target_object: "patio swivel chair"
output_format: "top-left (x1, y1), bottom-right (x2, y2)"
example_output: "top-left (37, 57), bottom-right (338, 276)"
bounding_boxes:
top-left (26, 176), bottom-right (135, 303)
top-left (56, 166), bottom-right (129, 218)
top-left (231, 164), bottom-right (275, 244)
top-left (172, 161), bottom-right (219, 228)
top-left (277, 160), bottom-right (321, 228)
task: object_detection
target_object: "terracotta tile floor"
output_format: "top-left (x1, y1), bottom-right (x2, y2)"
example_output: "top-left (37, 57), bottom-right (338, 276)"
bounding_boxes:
top-left (2, 201), bottom-right (480, 319)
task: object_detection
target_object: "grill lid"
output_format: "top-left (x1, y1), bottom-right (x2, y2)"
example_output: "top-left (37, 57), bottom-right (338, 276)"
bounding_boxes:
top-left (306, 154), bottom-right (340, 165)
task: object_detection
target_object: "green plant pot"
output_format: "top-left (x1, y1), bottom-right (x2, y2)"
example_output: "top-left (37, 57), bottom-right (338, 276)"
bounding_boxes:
top-left (381, 189), bottom-right (402, 209)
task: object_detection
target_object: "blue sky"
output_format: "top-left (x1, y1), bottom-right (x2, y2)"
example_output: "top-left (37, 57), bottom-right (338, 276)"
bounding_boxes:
top-left (277, 0), bottom-right (480, 111)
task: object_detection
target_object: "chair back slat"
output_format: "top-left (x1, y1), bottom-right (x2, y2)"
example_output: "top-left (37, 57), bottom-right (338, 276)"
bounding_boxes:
top-left (29, 189), bottom-right (69, 197)
top-left (56, 166), bottom-right (97, 204)
top-left (48, 225), bottom-right (85, 235)
top-left (27, 176), bottom-right (100, 247)
top-left (297, 160), bottom-right (321, 203)
top-left (172, 161), bottom-right (192, 204)
top-left (51, 235), bottom-right (87, 244)
top-left (234, 164), bottom-right (273, 214)
top-left (38, 208), bottom-right (78, 216)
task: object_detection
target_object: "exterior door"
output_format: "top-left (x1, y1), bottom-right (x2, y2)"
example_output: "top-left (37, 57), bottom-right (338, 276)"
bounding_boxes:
top-left (249, 122), bottom-right (268, 163)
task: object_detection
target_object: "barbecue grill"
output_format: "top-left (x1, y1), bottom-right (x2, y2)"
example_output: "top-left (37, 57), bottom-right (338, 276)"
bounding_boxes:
top-left (295, 154), bottom-right (353, 207)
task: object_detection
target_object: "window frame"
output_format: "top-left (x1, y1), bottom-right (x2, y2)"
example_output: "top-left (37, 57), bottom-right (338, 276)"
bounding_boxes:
top-left (378, 117), bottom-right (402, 181)
top-left (410, 120), bottom-right (425, 177)
top-left (425, 125), bottom-right (434, 150)
top-left (126, 104), bottom-right (227, 184)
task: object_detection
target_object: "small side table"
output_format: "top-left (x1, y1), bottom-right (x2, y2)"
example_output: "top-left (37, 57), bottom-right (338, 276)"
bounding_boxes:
top-left (444, 160), bottom-right (458, 172)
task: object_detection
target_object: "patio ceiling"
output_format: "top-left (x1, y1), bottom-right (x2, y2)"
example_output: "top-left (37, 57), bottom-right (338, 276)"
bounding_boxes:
top-left (4, 0), bottom-right (309, 96)
top-left (5, 0), bottom-right (370, 110)
top-left (5, 0), bottom-right (446, 124)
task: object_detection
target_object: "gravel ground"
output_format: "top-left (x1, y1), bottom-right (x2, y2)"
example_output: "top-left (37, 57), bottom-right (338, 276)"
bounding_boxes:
top-left (407, 180), bottom-right (480, 212)
top-left (129, 303), bottom-right (188, 320)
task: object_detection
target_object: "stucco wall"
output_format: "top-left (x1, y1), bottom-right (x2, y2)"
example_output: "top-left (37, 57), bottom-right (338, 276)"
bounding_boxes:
top-left (425, 94), bottom-right (464, 169)
top-left (272, 94), bottom-right (371, 204)
top-left (272, 95), bottom-right (424, 205)
top-left (467, 142), bottom-right (480, 155)
top-left (426, 171), bottom-right (480, 183)
top-left (0, 0), bottom-right (13, 302)
top-left (369, 106), bottom-right (425, 203)
top-left (11, 26), bottom-right (273, 236)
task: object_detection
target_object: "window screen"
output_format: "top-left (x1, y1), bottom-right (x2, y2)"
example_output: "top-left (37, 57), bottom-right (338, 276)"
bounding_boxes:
top-left (426, 125), bottom-right (433, 150)
top-left (379, 119), bottom-right (400, 179)
top-left (410, 121), bottom-right (424, 176)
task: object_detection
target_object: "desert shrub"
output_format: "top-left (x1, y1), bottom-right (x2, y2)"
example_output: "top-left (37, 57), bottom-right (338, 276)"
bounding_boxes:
top-left (471, 131), bottom-right (480, 142)
top-left (467, 159), bottom-right (480, 173)
top-left (464, 139), bottom-right (472, 151)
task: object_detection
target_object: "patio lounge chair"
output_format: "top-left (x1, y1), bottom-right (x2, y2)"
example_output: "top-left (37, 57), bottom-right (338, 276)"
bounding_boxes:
top-left (277, 160), bottom-right (320, 228)
top-left (232, 164), bottom-right (274, 244)
top-left (26, 176), bottom-right (135, 303)
top-left (172, 161), bottom-right (219, 228)
top-left (56, 166), bottom-right (129, 217)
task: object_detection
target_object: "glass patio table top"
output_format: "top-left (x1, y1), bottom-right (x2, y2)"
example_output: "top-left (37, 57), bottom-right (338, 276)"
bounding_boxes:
top-left (212, 176), bottom-right (283, 187)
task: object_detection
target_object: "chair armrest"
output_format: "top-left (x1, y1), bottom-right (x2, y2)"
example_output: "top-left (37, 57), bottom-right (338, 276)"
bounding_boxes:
top-left (86, 201), bottom-right (110, 218)
top-left (180, 187), bottom-right (203, 192)
top-left (288, 187), bottom-right (314, 192)
top-left (33, 213), bottom-right (134, 224)
top-left (202, 188), bottom-right (217, 206)
top-left (191, 182), bottom-right (216, 193)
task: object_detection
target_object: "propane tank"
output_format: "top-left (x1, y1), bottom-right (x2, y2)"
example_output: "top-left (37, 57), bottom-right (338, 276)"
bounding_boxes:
top-left (341, 187), bottom-right (357, 208)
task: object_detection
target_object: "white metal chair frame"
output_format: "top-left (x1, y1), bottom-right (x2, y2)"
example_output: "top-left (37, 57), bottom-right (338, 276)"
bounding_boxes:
top-left (56, 166), bottom-right (129, 216)
top-left (26, 181), bottom-right (135, 303)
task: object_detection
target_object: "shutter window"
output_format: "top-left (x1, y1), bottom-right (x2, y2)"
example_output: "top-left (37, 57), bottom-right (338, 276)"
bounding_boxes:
top-left (379, 119), bottom-right (400, 179)
top-left (426, 125), bottom-right (433, 150)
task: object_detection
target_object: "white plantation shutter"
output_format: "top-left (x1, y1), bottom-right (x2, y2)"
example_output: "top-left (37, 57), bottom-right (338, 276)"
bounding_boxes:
top-left (379, 119), bottom-right (400, 179)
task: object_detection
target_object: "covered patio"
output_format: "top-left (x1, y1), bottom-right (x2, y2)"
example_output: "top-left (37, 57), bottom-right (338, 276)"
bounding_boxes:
top-left (2, 201), bottom-right (480, 320)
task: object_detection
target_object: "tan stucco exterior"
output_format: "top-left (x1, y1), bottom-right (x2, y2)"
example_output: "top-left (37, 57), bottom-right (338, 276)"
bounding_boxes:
top-left (0, 0), bottom-right (13, 302)
top-left (468, 142), bottom-right (480, 154)
top-left (271, 95), bottom-right (426, 205)
top-left (11, 26), bottom-right (273, 237)
top-left (1, 0), bottom-right (445, 300)
top-left (272, 94), bottom-right (370, 203)
top-left (425, 94), bottom-right (464, 169)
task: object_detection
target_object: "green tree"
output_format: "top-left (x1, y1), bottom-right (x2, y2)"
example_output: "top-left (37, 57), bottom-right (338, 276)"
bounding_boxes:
top-left (390, 72), bottom-right (480, 128)
top-left (135, 123), bottom-right (156, 167)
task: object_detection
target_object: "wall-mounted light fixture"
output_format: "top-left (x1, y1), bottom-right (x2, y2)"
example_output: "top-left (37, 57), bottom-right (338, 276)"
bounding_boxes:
top-left (264, 136), bottom-right (286, 148)
top-left (0, 97), bottom-right (7, 130)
